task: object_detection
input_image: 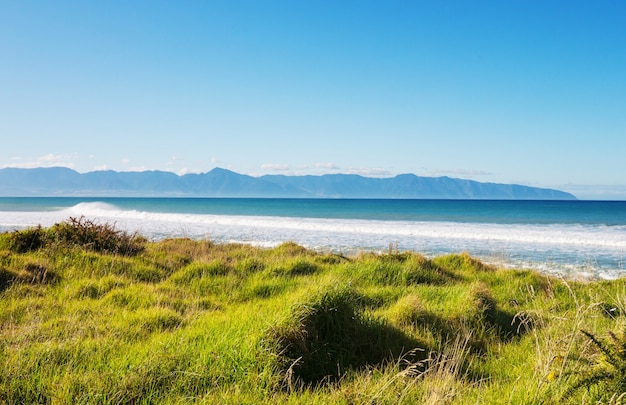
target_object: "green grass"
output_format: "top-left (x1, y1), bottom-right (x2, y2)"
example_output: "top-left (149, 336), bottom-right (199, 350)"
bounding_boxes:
top-left (1, 221), bottom-right (626, 403)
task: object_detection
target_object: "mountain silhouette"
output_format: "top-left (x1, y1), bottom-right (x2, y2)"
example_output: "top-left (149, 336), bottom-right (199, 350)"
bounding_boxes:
top-left (0, 167), bottom-right (577, 199)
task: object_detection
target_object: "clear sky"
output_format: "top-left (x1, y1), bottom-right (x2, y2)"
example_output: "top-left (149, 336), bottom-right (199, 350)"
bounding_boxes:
top-left (1, 1), bottom-right (625, 199)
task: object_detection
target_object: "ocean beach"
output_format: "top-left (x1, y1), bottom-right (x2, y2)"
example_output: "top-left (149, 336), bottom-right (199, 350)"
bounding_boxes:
top-left (4, 1), bottom-right (626, 401)
top-left (1, 197), bottom-right (624, 280)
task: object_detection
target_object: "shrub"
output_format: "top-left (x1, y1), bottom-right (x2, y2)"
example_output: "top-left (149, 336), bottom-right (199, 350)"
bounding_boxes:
top-left (7, 226), bottom-right (48, 253)
top-left (50, 216), bottom-right (145, 255)
top-left (6, 217), bottom-right (145, 256)
top-left (564, 328), bottom-right (626, 402)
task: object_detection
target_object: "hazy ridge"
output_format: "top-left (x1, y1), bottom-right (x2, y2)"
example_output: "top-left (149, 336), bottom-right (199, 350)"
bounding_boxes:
top-left (0, 167), bottom-right (577, 199)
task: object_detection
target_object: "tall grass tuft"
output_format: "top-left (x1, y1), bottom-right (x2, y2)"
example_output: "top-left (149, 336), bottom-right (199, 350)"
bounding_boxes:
top-left (267, 284), bottom-right (427, 388)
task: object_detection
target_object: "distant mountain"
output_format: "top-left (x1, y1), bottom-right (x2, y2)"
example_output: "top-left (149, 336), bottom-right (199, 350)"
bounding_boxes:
top-left (0, 167), bottom-right (577, 200)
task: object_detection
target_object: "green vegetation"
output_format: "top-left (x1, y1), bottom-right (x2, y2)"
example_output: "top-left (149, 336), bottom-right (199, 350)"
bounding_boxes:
top-left (1, 219), bottom-right (626, 403)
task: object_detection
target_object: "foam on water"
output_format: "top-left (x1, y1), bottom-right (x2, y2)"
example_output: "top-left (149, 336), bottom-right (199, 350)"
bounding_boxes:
top-left (1, 201), bottom-right (624, 279)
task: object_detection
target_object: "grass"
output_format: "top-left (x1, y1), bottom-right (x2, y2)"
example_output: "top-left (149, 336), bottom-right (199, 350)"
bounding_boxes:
top-left (1, 220), bottom-right (626, 403)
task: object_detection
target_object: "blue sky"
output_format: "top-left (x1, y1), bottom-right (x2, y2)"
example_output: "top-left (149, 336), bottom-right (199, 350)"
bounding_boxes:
top-left (1, 1), bottom-right (625, 199)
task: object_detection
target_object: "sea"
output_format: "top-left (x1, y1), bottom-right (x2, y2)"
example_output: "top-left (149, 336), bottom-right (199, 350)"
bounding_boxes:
top-left (0, 197), bottom-right (625, 280)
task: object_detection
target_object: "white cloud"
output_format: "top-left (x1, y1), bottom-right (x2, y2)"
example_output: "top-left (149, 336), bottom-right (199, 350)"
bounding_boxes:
top-left (255, 163), bottom-right (394, 177)
top-left (421, 168), bottom-right (493, 178)
top-left (118, 159), bottom-right (149, 172)
top-left (177, 167), bottom-right (198, 175)
top-left (1, 153), bottom-right (77, 169)
top-left (343, 167), bottom-right (394, 177)
top-left (207, 157), bottom-right (232, 170)
top-left (261, 163), bottom-right (290, 172)
top-left (296, 164), bottom-right (311, 170)
top-left (315, 162), bottom-right (341, 170)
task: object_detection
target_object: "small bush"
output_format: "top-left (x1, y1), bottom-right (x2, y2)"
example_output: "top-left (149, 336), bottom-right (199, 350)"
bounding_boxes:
top-left (50, 216), bottom-right (145, 255)
top-left (7, 226), bottom-right (48, 253)
top-left (7, 217), bottom-right (145, 256)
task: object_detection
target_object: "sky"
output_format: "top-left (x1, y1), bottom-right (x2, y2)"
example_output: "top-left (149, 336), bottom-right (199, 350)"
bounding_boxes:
top-left (1, 1), bottom-right (625, 199)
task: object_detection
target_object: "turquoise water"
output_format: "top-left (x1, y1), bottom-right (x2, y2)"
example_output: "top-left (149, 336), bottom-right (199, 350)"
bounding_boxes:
top-left (2, 197), bottom-right (625, 224)
top-left (1, 198), bottom-right (625, 279)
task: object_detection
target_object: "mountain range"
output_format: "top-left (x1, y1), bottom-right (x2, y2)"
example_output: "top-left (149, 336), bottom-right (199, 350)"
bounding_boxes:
top-left (0, 167), bottom-right (577, 200)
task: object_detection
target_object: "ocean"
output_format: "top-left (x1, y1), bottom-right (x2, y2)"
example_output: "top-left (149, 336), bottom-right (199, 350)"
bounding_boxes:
top-left (1, 197), bottom-right (625, 280)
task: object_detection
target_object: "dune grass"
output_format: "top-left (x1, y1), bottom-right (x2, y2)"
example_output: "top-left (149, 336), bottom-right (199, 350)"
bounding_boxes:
top-left (1, 218), bottom-right (626, 403)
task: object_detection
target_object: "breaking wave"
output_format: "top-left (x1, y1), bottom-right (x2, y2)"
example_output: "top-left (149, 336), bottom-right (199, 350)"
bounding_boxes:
top-left (1, 201), bottom-right (624, 279)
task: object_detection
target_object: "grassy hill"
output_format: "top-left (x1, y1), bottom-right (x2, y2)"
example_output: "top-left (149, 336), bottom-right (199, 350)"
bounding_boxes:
top-left (1, 218), bottom-right (624, 404)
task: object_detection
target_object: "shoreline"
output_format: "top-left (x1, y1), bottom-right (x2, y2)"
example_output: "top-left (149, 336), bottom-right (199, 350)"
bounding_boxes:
top-left (2, 221), bottom-right (623, 282)
top-left (1, 198), bottom-right (625, 280)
